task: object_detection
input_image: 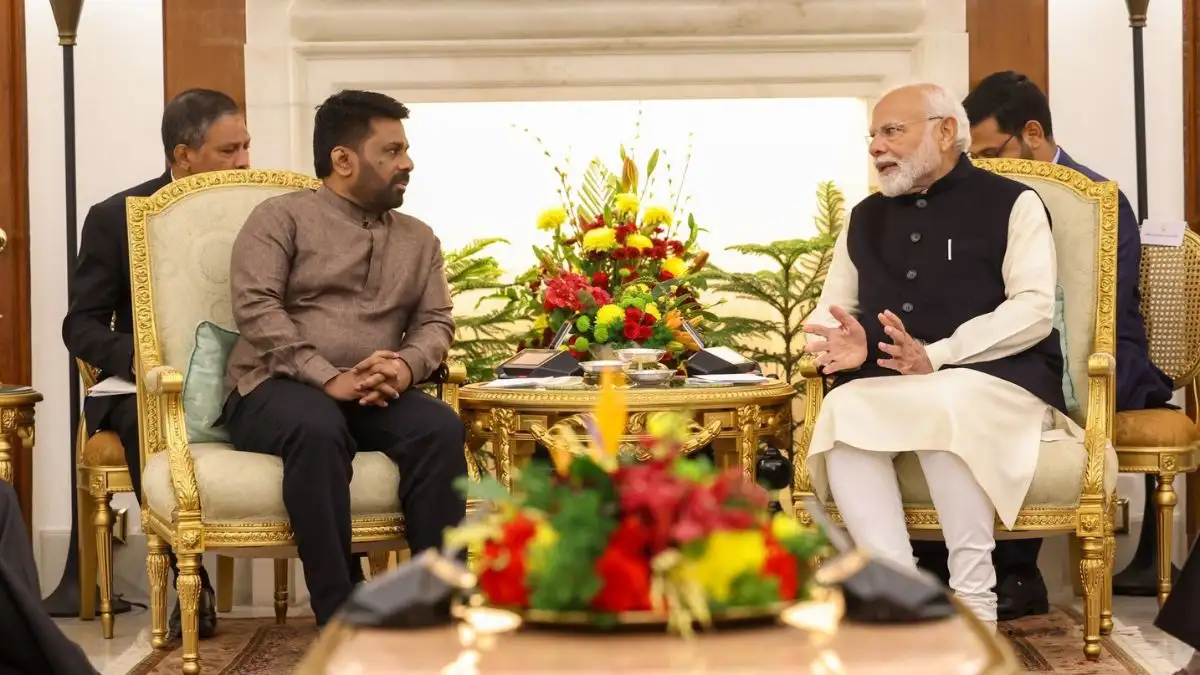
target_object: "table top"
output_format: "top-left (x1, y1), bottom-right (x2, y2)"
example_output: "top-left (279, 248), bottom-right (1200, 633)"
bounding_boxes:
top-left (459, 378), bottom-right (797, 409)
top-left (0, 385), bottom-right (42, 406)
top-left (299, 613), bottom-right (1017, 674)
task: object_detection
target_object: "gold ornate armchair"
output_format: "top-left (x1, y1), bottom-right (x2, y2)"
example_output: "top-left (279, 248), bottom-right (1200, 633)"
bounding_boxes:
top-left (1112, 232), bottom-right (1200, 604)
top-left (793, 159), bottom-right (1119, 660)
top-left (126, 169), bottom-right (464, 674)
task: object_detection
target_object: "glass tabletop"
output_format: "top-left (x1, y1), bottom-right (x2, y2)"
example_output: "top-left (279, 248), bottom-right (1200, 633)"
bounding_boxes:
top-left (471, 375), bottom-right (779, 392)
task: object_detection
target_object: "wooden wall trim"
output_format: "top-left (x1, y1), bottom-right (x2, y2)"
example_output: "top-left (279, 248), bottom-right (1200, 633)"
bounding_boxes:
top-left (1185, 0), bottom-right (1199, 232)
top-left (965, 0), bottom-right (1050, 96)
top-left (162, 0), bottom-right (247, 109)
top-left (0, 0), bottom-right (32, 386)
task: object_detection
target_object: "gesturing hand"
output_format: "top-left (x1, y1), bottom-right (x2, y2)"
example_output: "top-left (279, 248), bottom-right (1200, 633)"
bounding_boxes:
top-left (877, 310), bottom-right (934, 375)
top-left (352, 350), bottom-right (413, 407)
top-left (802, 305), bottom-right (868, 374)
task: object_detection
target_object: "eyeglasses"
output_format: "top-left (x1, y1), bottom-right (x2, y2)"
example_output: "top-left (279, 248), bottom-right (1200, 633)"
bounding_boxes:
top-left (966, 134), bottom-right (1017, 159)
top-left (866, 116), bottom-right (945, 144)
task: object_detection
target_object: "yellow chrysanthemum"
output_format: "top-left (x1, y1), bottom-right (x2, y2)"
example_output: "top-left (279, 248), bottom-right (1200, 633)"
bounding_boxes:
top-left (642, 205), bottom-right (673, 228)
top-left (644, 303), bottom-right (661, 319)
top-left (596, 304), bottom-right (624, 326)
top-left (662, 257), bottom-right (688, 278)
top-left (626, 233), bottom-right (653, 250)
top-left (770, 512), bottom-right (803, 542)
top-left (526, 520), bottom-right (559, 572)
top-left (646, 411), bottom-right (690, 444)
top-left (582, 227), bottom-right (618, 251)
top-left (537, 207), bottom-right (568, 231)
top-left (614, 193), bottom-right (640, 216)
top-left (533, 314), bottom-right (549, 332)
top-left (683, 531), bottom-right (768, 602)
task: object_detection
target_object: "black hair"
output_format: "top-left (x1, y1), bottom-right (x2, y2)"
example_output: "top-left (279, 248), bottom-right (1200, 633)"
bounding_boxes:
top-left (962, 71), bottom-right (1054, 138)
top-left (312, 90), bottom-right (410, 178)
top-left (160, 89), bottom-right (242, 164)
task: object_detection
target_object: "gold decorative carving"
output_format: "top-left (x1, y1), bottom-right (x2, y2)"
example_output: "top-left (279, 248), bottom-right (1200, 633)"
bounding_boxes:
top-left (529, 413), bottom-right (723, 461)
top-left (490, 408), bottom-right (517, 490)
top-left (736, 405), bottom-right (763, 481)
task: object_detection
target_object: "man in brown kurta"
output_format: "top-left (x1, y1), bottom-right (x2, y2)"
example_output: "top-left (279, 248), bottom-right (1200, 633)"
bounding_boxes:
top-left (222, 90), bottom-right (466, 625)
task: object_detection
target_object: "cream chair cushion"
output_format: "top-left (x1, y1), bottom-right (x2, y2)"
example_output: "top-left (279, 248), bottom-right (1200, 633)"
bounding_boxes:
top-left (143, 444), bottom-right (402, 522)
top-left (894, 439), bottom-right (1118, 511)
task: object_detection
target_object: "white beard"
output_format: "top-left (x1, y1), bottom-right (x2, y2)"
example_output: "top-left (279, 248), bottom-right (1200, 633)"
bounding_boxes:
top-left (876, 129), bottom-right (942, 197)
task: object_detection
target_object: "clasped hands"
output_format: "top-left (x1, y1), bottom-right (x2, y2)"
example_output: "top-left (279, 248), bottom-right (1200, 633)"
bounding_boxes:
top-left (323, 350), bottom-right (413, 407)
top-left (802, 306), bottom-right (933, 375)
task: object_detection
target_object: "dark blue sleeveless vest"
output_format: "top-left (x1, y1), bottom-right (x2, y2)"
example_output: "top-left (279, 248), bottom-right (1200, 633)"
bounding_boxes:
top-left (834, 154), bottom-right (1067, 413)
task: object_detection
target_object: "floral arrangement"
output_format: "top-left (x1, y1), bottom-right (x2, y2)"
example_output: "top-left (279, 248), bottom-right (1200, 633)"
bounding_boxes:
top-left (449, 375), bottom-right (826, 634)
top-left (513, 145), bottom-right (713, 365)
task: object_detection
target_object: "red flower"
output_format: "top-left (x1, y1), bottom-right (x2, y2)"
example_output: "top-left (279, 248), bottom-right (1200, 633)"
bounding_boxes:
top-left (625, 307), bottom-right (644, 322)
top-left (623, 321), bottom-right (641, 341)
top-left (591, 288), bottom-right (612, 305)
top-left (659, 271), bottom-right (675, 282)
top-left (612, 460), bottom-right (691, 552)
top-left (478, 514), bottom-right (538, 608)
top-left (592, 272), bottom-right (609, 287)
top-left (641, 313), bottom-right (656, 327)
top-left (762, 545), bottom-right (798, 600)
top-left (590, 517), bottom-right (654, 612)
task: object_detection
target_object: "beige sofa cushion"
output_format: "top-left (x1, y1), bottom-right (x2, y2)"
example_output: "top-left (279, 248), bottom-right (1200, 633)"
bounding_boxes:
top-left (143, 443), bottom-right (401, 523)
top-left (894, 438), bottom-right (1118, 513)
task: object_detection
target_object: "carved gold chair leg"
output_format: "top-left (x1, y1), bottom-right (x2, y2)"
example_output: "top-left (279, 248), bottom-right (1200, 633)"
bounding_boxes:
top-left (1078, 532), bottom-right (1105, 661)
top-left (146, 531), bottom-right (171, 649)
top-left (367, 550), bottom-right (390, 578)
top-left (1100, 492), bottom-right (1116, 635)
top-left (76, 484), bottom-right (97, 621)
top-left (178, 552), bottom-right (204, 675)
top-left (92, 489), bottom-right (115, 639)
top-left (1155, 470), bottom-right (1179, 606)
top-left (273, 559), bottom-right (288, 625)
top-left (216, 556), bottom-right (235, 613)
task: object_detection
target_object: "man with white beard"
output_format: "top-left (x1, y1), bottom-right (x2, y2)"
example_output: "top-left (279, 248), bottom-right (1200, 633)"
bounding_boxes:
top-left (802, 83), bottom-right (1082, 624)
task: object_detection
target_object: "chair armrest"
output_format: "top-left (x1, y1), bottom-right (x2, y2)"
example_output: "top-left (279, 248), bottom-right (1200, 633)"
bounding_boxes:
top-left (792, 355), bottom-right (826, 509)
top-left (139, 364), bottom-right (202, 515)
top-left (1081, 352), bottom-right (1116, 502)
top-left (418, 361), bottom-right (466, 412)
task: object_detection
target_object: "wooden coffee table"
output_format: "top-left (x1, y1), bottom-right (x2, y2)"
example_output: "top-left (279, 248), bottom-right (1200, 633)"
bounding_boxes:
top-left (296, 604), bottom-right (1019, 674)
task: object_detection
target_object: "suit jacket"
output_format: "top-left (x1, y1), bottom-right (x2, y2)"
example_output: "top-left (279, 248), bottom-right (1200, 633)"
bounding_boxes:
top-left (1056, 150), bottom-right (1174, 412)
top-left (62, 172), bottom-right (171, 435)
top-left (0, 483), bottom-right (97, 674)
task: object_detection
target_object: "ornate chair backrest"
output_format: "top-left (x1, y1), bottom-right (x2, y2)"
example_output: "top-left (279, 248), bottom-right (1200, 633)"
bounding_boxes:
top-left (1139, 232), bottom-right (1200, 391)
top-left (973, 159), bottom-right (1118, 429)
top-left (125, 170), bottom-right (321, 457)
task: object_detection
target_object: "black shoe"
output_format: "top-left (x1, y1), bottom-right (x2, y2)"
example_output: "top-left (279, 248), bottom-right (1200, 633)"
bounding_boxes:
top-left (996, 572), bottom-right (1050, 621)
top-left (168, 587), bottom-right (218, 641)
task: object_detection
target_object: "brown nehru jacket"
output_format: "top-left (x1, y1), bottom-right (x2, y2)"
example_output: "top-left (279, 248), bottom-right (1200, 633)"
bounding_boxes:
top-left (225, 185), bottom-right (455, 396)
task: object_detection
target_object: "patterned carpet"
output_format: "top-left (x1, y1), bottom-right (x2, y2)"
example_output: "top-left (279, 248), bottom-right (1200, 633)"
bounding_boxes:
top-left (126, 607), bottom-right (1152, 673)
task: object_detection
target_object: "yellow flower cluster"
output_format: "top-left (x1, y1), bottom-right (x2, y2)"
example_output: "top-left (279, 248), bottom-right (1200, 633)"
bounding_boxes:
top-left (642, 205), bottom-right (673, 228)
top-left (595, 304), bottom-right (625, 326)
top-left (614, 193), bottom-right (640, 216)
top-left (526, 518), bottom-right (559, 573)
top-left (583, 227), bottom-right (618, 251)
top-left (661, 257), bottom-right (688, 278)
top-left (537, 207), bottom-right (568, 232)
top-left (682, 530), bottom-right (768, 602)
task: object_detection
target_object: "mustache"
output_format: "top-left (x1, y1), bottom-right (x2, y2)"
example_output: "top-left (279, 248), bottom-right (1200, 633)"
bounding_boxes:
top-left (391, 172), bottom-right (410, 186)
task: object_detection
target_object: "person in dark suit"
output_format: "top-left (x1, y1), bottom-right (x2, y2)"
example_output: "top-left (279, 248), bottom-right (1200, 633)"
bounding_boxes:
top-left (0, 480), bottom-right (97, 674)
top-left (1155, 540), bottom-right (1200, 674)
top-left (906, 71), bottom-right (1174, 621)
top-left (62, 88), bottom-right (251, 639)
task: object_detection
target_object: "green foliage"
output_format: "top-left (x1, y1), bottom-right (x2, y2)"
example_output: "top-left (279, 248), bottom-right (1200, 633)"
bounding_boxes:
top-left (444, 238), bottom-right (527, 381)
top-left (699, 181), bottom-right (846, 383)
top-left (526, 489), bottom-right (615, 610)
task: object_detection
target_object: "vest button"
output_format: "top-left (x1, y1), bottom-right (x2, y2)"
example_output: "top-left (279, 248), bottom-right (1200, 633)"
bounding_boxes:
top-left (916, 198), bottom-right (928, 208)
top-left (910, 232), bottom-right (922, 243)
top-left (906, 269), bottom-right (917, 280)
top-left (901, 302), bottom-right (914, 312)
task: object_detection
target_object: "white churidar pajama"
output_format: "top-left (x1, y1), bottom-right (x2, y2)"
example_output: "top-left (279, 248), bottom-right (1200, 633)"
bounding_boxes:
top-left (806, 190), bottom-right (1086, 622)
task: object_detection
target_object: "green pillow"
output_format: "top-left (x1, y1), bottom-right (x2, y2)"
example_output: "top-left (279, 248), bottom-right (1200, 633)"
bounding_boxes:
top-left (183, 321), bottom-right (240, 444)
top-left (1053, 285), bottom-right (1080, 414)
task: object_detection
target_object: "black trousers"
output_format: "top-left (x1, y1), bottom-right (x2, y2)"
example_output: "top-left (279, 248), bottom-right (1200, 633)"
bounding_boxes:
top-left (1155, 537), bottom-right (1200, 650)
top-left (913, 538), bottom-right (1042, 585)
top-left (222, 378), bottom-right (468, 625)
top-left (103, 394), bottom-right (212, 591)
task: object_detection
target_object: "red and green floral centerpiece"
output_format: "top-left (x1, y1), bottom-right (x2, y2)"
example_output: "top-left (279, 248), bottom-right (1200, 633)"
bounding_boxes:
top-left (512, 146), bottom-right (714, 366)
top-left (448, 376), bottom-right (826, 634)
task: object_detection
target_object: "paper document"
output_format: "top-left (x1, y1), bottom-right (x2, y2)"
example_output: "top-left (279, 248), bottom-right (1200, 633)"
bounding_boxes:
top-left (1141, 219), bottom-right (1187, 247)
top-left (692, 374), bottom-right (770, 384)
top-left (88, 376), bottom-right (137, 397)
top-left (482, 377), bottom-right (575, 389)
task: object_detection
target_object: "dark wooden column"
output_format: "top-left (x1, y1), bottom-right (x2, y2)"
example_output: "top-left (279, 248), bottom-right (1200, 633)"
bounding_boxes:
top-left (162, 0), bottom-right (247, 108)
top-left (966, 0), bottom-right (1050, 95)
top-left (0, 0), bottom-right (32, 387)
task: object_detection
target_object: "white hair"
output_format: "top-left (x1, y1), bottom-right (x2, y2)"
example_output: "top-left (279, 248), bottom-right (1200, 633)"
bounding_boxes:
top-left (878, 82), bottom-right (971, 153)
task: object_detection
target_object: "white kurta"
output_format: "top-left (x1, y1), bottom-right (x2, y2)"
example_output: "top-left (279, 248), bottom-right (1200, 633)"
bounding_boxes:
top-left (806, 190), bottom-right (1085, 529)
